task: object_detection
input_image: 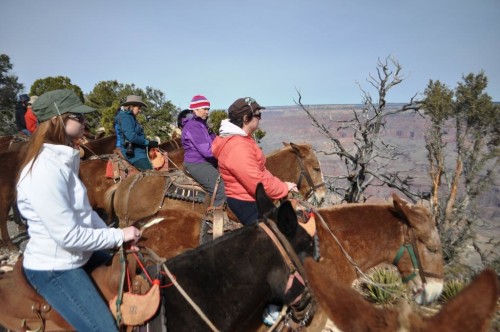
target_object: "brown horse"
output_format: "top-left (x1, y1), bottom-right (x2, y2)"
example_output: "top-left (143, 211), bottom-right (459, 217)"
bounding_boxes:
top-left (0, 145), bottom-right (28, 249)
top-left (105, 142), bottom-right (326, 226)
top-left (0, 250), bottom-right (142, 331)
top-left (314, 194), bottom-right (444, 305)
top-left (157, 142), bottom-right (326, 202)
top-left (0, 136), bottom-right (182, 248)
top-left (0, 185), bottom-right (315, 332)
top-left (304, 258), bottom-right (499, 332)
top-left (80, 135), bottom-right (117, 159)
top-left (0, 135), bottom-right (14, 152)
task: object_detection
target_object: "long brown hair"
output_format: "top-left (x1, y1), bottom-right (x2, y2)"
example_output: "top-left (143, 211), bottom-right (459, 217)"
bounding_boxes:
top-left (18, 114), bottom-right (74, 179)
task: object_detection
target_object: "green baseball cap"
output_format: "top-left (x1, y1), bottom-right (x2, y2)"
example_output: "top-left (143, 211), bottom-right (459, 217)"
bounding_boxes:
top-left (32, 89), bottom-right (95, 122)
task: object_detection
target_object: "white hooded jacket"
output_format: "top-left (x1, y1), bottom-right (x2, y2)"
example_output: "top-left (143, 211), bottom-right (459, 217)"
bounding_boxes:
top-left (17, 144), bottom-right (124, 270)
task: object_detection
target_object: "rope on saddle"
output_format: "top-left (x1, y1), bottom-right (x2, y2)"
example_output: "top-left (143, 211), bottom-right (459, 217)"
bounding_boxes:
top-left (114, 246), bottom-right (127, 327)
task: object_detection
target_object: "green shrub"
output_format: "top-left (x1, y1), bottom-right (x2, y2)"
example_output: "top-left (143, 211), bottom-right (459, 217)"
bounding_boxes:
top-left (439, 279), bottom-right (466, 304)
top-left (360, 267), bottom-right (407, 305)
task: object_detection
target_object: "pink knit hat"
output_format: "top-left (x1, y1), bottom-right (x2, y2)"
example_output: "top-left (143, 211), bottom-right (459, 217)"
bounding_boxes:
top-left (189, 95), bottom-right (210, 110)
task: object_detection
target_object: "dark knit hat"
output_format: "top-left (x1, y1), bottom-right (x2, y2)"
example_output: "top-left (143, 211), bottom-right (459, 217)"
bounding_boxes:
top-left (189, 95), bottom-right (210, 110)
top-left (228, 97), bottom-right (265, 121)
top-left (19, 94), bottom-right (30, 102)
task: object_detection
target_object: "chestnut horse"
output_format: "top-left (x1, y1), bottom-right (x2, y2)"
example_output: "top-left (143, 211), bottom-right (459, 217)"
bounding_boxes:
top-left (304, 258), bottom-right (499, 332)
top-left (0, 135), bottom-right (14, 152)
top-left (0, 137), bottom-right (182, 248)
top-left (105, 142), bottom-right (326, 226)
top-left (0, 248), bottom-right (143, 331)
top-left (80, 135), bottom-right (117, 159)
top-left (313, 194), bottom-right (444, 305)
top-left (0, 145), bottom-right (28, 249)
top-left (0, 185), bottom-right (316, 332)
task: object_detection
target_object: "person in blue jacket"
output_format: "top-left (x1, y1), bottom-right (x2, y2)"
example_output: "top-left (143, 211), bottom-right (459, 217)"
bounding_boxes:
top-left (114, 95), bottom-right (158, 170)
top-left (181, 95), bottom-right (225, 207)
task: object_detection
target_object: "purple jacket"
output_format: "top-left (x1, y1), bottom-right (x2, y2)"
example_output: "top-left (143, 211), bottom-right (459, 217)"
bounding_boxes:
top-left (181, 116), bottom-right (217, 165)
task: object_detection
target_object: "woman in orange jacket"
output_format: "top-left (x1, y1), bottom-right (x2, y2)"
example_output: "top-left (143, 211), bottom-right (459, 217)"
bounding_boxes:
top-left (24, 95), bottom-right (39, 134)
top-left (212, 97), bottom-right (297, 226)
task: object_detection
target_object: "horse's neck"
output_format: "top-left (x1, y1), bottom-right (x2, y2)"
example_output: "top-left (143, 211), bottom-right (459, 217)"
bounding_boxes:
top-left (163, 226), bottom-right (289, 330)
top-left (265, 148), bottom-right (298, 182)
top-left (317, 206), bottom-right (402, 280)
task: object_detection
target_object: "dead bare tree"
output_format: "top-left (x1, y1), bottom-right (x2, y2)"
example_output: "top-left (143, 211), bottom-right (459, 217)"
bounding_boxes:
top-left (296, 57), bottom-right (423, 203)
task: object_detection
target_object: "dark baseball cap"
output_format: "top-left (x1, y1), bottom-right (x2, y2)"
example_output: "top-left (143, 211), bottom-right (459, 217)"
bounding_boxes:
top-left (19, 94), bottom-right (30, 102)
top-left (32, 89), bottom-right (95, 122)
top-left (228, 97), bottom-right (265, 120)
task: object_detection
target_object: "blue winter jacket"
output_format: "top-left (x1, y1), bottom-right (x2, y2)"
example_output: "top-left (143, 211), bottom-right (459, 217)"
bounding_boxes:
top-left (114, 110), bottom-right (150, 163)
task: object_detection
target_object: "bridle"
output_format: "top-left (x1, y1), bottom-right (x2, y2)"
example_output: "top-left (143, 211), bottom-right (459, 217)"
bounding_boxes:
top-left (290, 145), bottom-right (325, 202)
top-left (259, 221), bottom-right (316, 331)
top-left (392, 222), bottom-right (443, 303)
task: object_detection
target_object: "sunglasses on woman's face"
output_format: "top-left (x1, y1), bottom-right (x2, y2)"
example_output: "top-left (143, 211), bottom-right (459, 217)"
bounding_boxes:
top-left (67, 113), bottom-right (85, 123)
top-left (254, 113), bottom-right (262, 120)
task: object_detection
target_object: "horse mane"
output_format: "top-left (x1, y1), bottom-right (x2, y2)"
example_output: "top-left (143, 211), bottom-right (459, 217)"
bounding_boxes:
top-left (266, 142), bottom-right (312, 159)
top-left (165, 222), bottom-right (260, 264)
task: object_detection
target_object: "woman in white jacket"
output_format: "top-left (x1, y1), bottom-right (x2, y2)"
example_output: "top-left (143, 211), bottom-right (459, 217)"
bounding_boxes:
top-left (17, 89), bottom-right (140, 331)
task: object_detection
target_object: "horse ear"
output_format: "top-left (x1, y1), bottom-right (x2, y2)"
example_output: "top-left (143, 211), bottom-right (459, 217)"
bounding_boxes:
top-left (282, 142), bottom-right (290, 147)
top-left (289, 142), bottom-right (301, 156)
top-left (392, 193), bottom-right (435, 243)
top-left (255, 183), bottom-right (276, 217)
top-left (276, 200), bottom-right (298, 237)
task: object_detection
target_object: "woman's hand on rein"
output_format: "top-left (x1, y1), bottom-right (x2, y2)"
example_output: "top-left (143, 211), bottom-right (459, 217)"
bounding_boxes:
top-left (286, 182), bottom-right (298, 193)
top-left (122, 226), bottom-right (141, 250)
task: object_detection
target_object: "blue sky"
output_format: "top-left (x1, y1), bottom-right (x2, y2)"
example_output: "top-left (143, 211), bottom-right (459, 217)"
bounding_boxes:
top-left (1, 0), bottom-right (499, 109)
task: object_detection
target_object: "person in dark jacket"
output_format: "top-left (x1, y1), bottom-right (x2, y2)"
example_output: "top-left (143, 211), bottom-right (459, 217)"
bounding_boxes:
top-left (15, 94), bottom-right (30, 135)
top-left (114, 95), bottom-right (158, 170)
top-left (181, 95), bottom-right (225, 207)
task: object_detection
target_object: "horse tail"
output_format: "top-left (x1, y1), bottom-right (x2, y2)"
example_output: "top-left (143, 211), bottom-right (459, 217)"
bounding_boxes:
top-left (105, 183), bottom-right (120, 224)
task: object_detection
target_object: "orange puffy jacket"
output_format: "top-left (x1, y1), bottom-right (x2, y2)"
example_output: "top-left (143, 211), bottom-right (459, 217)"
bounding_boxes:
top-left (212, 134), bottom-right (288, 201)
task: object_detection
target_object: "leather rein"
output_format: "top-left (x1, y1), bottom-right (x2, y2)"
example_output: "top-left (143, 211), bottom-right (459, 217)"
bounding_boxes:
top-left (259, 222), bottom-right (316, 331)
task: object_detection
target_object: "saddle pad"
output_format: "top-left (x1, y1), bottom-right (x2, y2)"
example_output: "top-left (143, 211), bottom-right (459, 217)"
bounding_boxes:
top-left (109, 283), bottom-right (160, 326)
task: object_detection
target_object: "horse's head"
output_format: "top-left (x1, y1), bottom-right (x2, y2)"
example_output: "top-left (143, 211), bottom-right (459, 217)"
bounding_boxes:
top-left (255, 182), bottom-right (319, 327)
top-left (255, 182), bottom-right (319, 262)
top-left (391, 194), bottom-right (444, 305)
top-left (286, 143), bottom-right (327, 206)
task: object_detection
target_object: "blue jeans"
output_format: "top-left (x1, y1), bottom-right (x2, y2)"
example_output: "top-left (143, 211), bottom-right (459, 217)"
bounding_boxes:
top-left (23, 251), bottom-right (119, 332)
top-left (227, 197), bottom-right (259, 226)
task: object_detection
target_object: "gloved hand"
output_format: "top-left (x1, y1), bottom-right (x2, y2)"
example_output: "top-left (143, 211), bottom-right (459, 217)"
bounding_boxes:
top-left (148, 140), bottom-right (159, 148)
